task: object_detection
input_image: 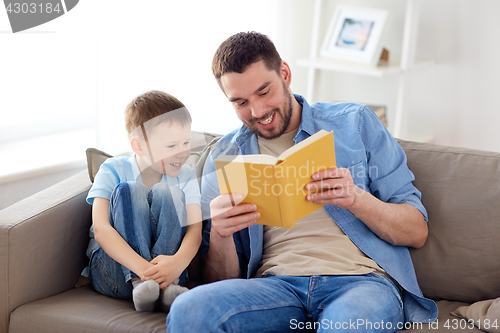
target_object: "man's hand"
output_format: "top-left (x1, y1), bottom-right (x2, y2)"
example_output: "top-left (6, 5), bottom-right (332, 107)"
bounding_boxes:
top-left (210, 193), bottom-right (260, 237)
top-left (142, 255), bottom-right (185, 290)
top-left (204, 193), bottom-right (258, 282)
top-left (305, 168), bottom-right (364, 210)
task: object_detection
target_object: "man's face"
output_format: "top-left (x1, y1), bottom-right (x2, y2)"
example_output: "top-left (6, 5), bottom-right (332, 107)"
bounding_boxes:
top-left (220, 60), bottom-right (294, 139)
top-left (142, 121), bottom-right (192, 177)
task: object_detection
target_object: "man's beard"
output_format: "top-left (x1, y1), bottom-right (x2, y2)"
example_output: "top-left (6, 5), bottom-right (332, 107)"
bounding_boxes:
top-left (247, 83), bottom-right (293, 140)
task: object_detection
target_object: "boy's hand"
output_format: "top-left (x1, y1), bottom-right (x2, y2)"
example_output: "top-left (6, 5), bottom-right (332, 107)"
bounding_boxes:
top-left (142, 255), bottom-right (186, 290)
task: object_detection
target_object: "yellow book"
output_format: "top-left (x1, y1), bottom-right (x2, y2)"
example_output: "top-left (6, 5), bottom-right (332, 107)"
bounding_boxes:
top-left (215, 130), bottom-right (336, 229)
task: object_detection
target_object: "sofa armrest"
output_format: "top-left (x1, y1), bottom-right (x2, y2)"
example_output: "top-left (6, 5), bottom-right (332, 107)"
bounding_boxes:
top-left (0, 170), bottom-right (92, 332)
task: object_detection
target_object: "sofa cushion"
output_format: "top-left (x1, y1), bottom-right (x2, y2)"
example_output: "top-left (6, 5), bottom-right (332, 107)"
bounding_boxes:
top-left (398, 140), bottom-right (500, 303)
top-left (86, 148), bottom-right (113, 183)
top-left (9, 286), bottom-right (167, 333)
top-left (10, 287), bottom-right (481, 333)
top-left (451, 298), bottom-right (500, 333)
top-left (399, 300), bottom-right (482, 332)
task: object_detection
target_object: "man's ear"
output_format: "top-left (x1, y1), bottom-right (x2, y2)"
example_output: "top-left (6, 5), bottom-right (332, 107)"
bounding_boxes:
top-left (130, 136), bottom-right (144, 156)
top-left (280, 60), bottom-right (292, 87)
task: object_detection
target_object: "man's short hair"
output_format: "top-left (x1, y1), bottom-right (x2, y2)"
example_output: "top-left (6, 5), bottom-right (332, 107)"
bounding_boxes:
top-left (212, 31), bottom-right (282, 86)
top-left (124, 90), bottom-right (191, 137)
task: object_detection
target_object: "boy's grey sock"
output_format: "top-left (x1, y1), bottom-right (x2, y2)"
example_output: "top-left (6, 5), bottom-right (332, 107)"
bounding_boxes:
top-left (160, 279), bottom-right (188, 311)
top-left (131, 278), bottom-right (160, 312)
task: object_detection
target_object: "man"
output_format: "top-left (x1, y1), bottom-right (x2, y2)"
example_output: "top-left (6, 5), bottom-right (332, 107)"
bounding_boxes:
top-left (167, 32), bottom-right (437, 332)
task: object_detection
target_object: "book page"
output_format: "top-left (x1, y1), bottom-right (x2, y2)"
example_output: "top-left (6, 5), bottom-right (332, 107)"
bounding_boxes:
top-left (277, 129), bottom-right (330, 161)
top-left (215, 159), bottom-right (283, 227)
top-left (215, 154), bottom-right (277, 165)
top-left (274, 130), bottom-right (336, 228)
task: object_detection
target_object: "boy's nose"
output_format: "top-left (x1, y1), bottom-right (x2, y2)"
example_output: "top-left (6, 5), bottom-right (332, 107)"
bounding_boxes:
top-left (175, 148), bottom-right (190, 159)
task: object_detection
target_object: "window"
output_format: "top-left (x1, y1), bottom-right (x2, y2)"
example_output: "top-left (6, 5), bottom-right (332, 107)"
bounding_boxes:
top-left (1, 0), bottom-right (288, 179)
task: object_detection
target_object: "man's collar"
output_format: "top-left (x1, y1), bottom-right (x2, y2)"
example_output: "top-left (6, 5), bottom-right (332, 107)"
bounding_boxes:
top-left (294, 94), bottom-right (315, 138)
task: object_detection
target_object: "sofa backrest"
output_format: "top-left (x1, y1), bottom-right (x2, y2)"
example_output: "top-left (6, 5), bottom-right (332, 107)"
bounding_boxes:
top-left (79, 134), bottom-right (500, 304)
top-left (399, 140), bottom-right (500, 303)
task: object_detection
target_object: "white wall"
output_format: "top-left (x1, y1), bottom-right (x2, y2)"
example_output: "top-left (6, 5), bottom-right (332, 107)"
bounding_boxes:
top-left (94, 0), bottom-right (291, 155)
top-left (0, 166), bottom-right (85, 211)
top-left (288, 0), bottom-right (500, 152)
top-left (0, 0), bottom-right (291, 207)
top-left (2, 0), bottom-right (500, 209)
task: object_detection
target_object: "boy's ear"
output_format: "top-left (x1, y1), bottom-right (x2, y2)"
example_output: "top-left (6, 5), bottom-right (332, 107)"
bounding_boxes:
top-left (130, 136), bottom-right (144, 156)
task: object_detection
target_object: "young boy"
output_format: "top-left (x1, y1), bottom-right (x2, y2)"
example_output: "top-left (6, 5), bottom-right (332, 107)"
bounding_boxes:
top-left (82, 90), bottom-right (202, 312)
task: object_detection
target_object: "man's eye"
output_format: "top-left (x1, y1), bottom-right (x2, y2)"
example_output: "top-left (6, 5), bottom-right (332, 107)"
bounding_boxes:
top-left (237, 101), bottom-right (247, 106)
top-left (260, 89), bottom-right (269, 96)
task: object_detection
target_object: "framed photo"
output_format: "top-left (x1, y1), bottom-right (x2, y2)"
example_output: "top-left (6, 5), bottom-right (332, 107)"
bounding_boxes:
top-left (320, 6), bottom-right (388, 66)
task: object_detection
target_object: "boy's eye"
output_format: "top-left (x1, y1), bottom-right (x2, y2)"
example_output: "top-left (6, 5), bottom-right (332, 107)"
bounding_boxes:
top-left (167, 144), bottom-right (175, 148)
top-left (183, 141), bottom-right (190, 145)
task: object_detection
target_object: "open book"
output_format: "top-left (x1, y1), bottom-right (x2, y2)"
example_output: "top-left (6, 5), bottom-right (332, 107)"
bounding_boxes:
top-left (215, 130), bottom-right (336, 228)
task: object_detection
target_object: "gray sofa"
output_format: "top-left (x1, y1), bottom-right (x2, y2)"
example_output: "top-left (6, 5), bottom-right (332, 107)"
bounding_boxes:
top-left (1, 132), bottom-right (499, 333)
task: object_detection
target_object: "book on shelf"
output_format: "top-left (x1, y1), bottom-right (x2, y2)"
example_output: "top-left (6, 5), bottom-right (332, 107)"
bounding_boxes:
top-left (214, 130), bottom-right (336, 229)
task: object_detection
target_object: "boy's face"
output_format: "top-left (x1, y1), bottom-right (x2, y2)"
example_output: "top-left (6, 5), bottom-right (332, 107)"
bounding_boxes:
top-left (142, 121), bottom-right (191, 177)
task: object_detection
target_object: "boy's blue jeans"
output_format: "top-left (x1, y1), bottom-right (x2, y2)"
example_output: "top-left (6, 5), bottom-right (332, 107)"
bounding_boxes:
top-left (89, 181), bottom-right (187, 300)
top-left (167, 274), bottom-right (404, 332)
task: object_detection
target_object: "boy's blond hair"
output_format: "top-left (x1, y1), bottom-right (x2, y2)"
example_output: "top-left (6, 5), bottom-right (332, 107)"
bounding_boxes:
top-left (124, 90), bottom-right (191, 138)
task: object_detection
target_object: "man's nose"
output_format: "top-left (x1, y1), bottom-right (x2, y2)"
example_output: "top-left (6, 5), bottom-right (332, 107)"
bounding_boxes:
top-left (250, 100), bottom-right (268, 120)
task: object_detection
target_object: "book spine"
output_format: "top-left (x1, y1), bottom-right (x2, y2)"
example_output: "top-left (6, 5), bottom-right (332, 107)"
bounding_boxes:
top-left (273, 166), bottom-right (305, 229)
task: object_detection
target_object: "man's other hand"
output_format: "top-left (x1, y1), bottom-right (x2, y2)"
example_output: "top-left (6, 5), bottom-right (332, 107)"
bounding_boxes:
top-left (210, 193), bottom-right (260, 237)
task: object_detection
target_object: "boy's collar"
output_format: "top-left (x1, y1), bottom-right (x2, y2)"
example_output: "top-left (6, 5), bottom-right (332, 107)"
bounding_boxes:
top-left (131, 153), bottom-right (178, 184)
top-left (130, 154), bottom-right (143, 183)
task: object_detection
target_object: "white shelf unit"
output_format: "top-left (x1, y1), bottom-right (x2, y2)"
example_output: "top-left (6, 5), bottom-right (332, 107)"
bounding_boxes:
top-left (297, 0), bottom-right (434, 141)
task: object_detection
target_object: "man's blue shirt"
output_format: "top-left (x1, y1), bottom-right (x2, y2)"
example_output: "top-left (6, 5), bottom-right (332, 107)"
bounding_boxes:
top-left (200, 94), bottom-right (438, 323)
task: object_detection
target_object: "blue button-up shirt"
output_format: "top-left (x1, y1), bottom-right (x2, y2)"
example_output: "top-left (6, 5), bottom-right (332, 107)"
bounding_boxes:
top-left (201, 94), bottom-right (438, 323)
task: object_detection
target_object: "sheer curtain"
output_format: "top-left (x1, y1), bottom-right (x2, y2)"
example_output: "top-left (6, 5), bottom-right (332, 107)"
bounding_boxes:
top-left (0, 0), bottom-right (290, 176)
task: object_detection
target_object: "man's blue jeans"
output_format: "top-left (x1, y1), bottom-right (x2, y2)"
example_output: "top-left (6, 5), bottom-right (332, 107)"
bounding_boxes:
top-left (167, 273), bottom-right (404, 332)
top-left (89, 181), bottom-right (187, 300)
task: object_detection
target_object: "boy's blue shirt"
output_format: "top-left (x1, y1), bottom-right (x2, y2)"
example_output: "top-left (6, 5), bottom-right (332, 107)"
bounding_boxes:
top-left (87, 154), bottom-right (200, 206)
top-left (200, 94), bottom-right (438, 323)
top-left (82, 154), bottom-right (201, 277)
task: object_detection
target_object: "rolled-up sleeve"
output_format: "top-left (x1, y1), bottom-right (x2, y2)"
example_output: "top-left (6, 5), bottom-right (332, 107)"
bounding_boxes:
top-left (361, 106), bottom-right (428, 222)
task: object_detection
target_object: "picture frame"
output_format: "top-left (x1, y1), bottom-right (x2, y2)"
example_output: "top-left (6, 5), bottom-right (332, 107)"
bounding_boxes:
top-left (320, 6), bottom-right (388, 66)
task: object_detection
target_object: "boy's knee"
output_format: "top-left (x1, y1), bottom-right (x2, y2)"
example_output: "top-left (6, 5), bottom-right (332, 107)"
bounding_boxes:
top-left (109, 182), bottom-right (149, 210)
top-left (151, 183), bottom-right (186, 205)
top-left (113, 181), bottom-right (148, 198)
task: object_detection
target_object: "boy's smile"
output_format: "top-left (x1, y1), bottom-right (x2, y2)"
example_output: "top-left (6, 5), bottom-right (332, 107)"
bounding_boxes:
top-left (136, 121), bottom-right (191, 179)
